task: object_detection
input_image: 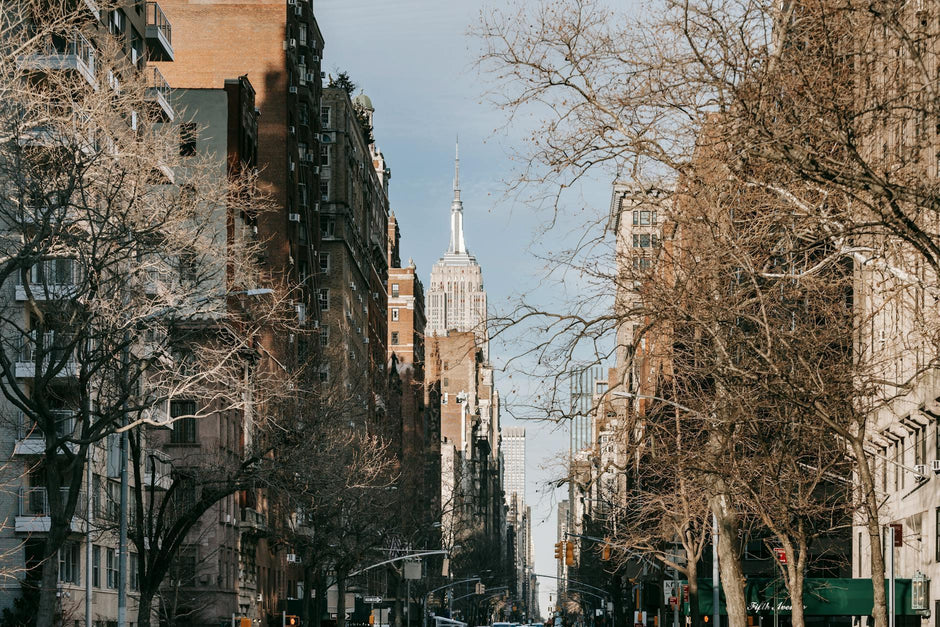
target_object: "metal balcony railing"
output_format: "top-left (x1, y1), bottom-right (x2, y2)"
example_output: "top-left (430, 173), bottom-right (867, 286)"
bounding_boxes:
top-left (16, 410), bottom-right (76, 440)
top-left (145, 2), bottom-right (174, 61)
top-left (18, 487), bottom-right (84, 517)
top-left (16, 331), bottom-right (73, 364)
top-left (23, 31), bottom-right (97, 86)
top-left (145, 66), bottom-right (174, 121)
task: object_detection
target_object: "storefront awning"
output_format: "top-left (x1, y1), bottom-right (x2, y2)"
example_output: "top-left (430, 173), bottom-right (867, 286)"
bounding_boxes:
top-left (686, 578), bottom-right (916, 616)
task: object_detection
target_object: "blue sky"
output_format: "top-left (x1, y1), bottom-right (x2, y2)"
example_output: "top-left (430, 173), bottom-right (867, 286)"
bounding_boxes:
top-left (314, 1), bottom-right (616, 615)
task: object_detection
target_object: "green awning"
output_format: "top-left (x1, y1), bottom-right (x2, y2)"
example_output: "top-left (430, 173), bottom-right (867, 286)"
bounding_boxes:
top-left (686, 578), bottom-right (915, 616)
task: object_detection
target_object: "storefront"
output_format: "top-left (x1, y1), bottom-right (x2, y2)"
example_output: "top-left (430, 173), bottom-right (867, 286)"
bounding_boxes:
top-left (683, 578), bottom-right (920, 627)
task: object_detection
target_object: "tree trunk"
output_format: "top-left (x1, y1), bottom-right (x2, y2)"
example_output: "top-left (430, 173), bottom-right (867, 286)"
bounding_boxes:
top-left (337, 572), bottom-right (347, 627)
top-left (711, 494), bottom-right (747, 627)
top-left (315, 568), bottom-right (329, 627)
top-left (687, 559), bottom-right (700, 627)
top-left (137, 588), bottom-right (156, 627)
top-left (853, 438), bottom-right (887, 627)
top-left (301, 565), bottom-right (314, 626)
top-left (36, 512), bottom-right (71, 626)
top-left (783, 540), bottom-right (804, 627)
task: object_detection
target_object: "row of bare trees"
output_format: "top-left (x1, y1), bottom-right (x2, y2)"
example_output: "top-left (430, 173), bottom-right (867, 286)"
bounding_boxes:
top-left (478, 1), bottom-right (940, 626)
top-left (0, 2), bottom-right (408, 625)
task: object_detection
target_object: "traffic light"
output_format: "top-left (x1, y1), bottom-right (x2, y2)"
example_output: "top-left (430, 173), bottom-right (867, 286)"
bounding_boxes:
top-left (284, 615), bottom-right (299, 626)
top-left (554, 542), bottom-right (563, 559)
top-left (601, 544), bottom-right (611, 561)
top-left (565, 542), bottom-right (575, 566)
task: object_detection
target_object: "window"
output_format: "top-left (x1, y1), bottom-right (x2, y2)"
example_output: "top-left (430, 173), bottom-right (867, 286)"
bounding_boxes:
top-left (930, 508), bottom-right (940, 563)
top-left (319, 252), bottom-right (330, 274)
top-left (106, 433), bottom-right (121, 478)
top-left (639, 210), bottom-right (651, 225)
top-left (130, 553), bottom-right (140, 590)
top-left (58, 542), bottom-right (80, 584)
top-left (169, 400), bottom-right (197, 444)
top-left (106, 548), bottom-right (117, 589)
top-left (320, 325), bottom-right (329, 348)
top-left (318, 365), bottom-right (329, 383)
top-left (632, 210), bottom-right (638, 225)
top-left (320, 181), bottom-right (329, 202)
top-left (857, 532), bottom-right (863, 576)
top-left (299, 104), bottom-right (309, 127)
top-left (321, 145), bottom-right (330, 167)
top-left (321, 106), bottom-right (331, 128)
top-left (298, 183), bottom-right (308, 208)
top-left (391, 308), bottom-right (399, 322)
top-left (318, 289), bottom-right (329, 312)
top-left (299, 23), bottom-right (308, 47)
top-left (108, 9), bottom-right (126, 38)
top-left (179, 123), bottom-right (197, 157)
top-left (391, 283), bottom-right (399, 297)
top-left (391, 331), bottom-right (399, 345)
top-left (321, 216), bottom-right (335, 238)
top-left (92, 545), bottom-right (100, 588)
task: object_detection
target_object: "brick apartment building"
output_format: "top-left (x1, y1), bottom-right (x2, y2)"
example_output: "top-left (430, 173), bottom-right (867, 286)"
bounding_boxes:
top-left (152, 0), bottom-right (326, 620)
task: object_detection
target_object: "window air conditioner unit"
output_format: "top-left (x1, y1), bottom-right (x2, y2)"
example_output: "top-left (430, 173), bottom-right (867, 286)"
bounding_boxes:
top-left (364, 337), bottom-right (369, 344)
top-left (289, 161), bottom-right (295, 172)
top-left (288, 213), bottom-right (301, 222)
top-left (303, 153), bottom-right (315, 163)
top-left (314, 203), bottom-right (320, 211)
top-left (289, 38), bottom-right (297, 48)
top-left (294, 5), bottom-right (302, 15)
top-left (915, 464), bottom-right (927, 477)
top-left (312, 166), bottom-right (321, 175)
top-left (257, 594), bottom-right (263, 602)
top-left (287, 0), bottom-right (296, 5)
top-left (350, 282), bottom-right (356, 290)
top-left (287, 553), bottom-right (302, 564)
top-left (320, 71), bottom-right (326, 79)
top-left (932, 459), bottom-right (940, 473)
top-left (289, 125), bottom-right (296, 134)
top-left (312, 55), bottom-right (320, 62)
top-left (289, 86), bottom-right (298, 94)
top-left (306, 73), bottom-right (317, 83)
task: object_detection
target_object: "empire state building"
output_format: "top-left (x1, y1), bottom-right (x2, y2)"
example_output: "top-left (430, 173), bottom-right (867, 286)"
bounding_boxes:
top-left (425, 143), bottom-right (488, 357)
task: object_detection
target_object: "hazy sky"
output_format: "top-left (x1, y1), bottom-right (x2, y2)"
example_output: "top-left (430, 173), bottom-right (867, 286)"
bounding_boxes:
top-left (314, 1), bottom-right (615, 615)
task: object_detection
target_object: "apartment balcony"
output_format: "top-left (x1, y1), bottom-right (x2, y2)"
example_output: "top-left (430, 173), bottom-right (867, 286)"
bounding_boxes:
top-left (82, 0), bottom-right (99, 19)
top-left (13, 410), bottom-right (77, 456)
top-left (15, 258), bottom-right (81, 301)
top-left (16, 487), bottom-right (85, 533)
top-left (15, 331), bottom-right (78, 379)
top-left (143, 449), bottom-right (172, 490)
top-left (16, 31), bottom-right (97, 90)
top-left (240, 507), bottom-right (266, 532)
top-left (145, 2), bottom-right (174, 61)
top-left (145, 66), bottom-right (174, 122)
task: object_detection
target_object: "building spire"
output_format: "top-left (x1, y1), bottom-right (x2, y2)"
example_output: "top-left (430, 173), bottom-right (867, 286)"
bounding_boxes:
top-left (454, 137), bottom-right (460, 201)
top-left (448, 138), bottom-right (467, 255)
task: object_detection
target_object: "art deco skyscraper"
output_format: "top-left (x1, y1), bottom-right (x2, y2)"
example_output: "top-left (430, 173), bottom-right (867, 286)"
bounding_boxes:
top-left (426, 144), bottom-right (488, 357)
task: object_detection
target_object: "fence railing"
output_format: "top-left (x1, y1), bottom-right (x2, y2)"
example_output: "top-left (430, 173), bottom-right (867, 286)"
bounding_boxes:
top-left (18, 487), bottom-right (84, 517)
top-left (16, 410), bottom-right (77, 440)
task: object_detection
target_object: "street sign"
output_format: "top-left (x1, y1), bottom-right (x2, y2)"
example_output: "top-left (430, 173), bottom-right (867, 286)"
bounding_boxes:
top-left (364, 596), bottom-right (383, 604)
top-left (773, 548), bottom-right (787, 564)
top-left (669, 597), bottom-right (678, 609)
top-left (404, 561), bottom-right (422, 580)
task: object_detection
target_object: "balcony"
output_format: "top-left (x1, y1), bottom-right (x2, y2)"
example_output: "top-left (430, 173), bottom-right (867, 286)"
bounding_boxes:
top-left (15, 258), bottom-right (81, 301)
top-left (240, 507), bottom-right (266, 532)
top-left (82, 0), bottom-right (99, 19)
top-left (143, 449), bottom-right (172, 490)
top-left (16, 31), bottom-right (97, 89)
top-left (16, 487), bottom-right (85, 533)
top-left (145, 2), bottom-right (174, 61)
top-left (146, 66), bottom-right (174, 122)
top-left (14, 411), bottom-right (77, 456)
top-left (15, 331), bottom-right (78, 379)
